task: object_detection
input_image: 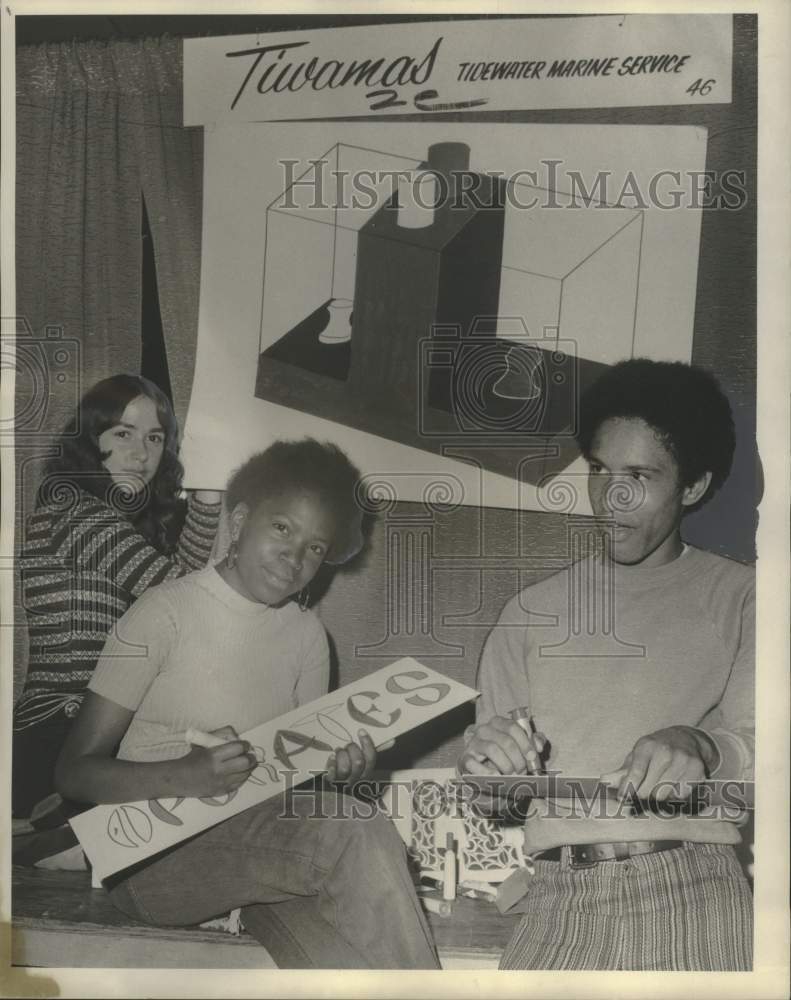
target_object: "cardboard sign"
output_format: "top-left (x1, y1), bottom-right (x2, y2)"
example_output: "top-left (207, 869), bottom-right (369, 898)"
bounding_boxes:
top-left (70, 659), bottom-right (478, 881)
top-left (184, 15), bottom-right (732, 125)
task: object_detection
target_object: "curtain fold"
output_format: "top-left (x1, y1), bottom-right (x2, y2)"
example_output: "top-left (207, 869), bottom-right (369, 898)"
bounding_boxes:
top-left (14, 36), bottom-right (202, 697)
top-left (16, 35), bottom-right (202, 427)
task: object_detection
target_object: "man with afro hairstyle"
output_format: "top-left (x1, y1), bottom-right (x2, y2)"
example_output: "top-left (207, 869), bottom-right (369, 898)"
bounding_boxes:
top-left (460, 359), bottom-right (754, 970)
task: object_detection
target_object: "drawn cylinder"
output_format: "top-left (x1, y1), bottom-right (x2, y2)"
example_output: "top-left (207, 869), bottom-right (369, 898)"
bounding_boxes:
top-left (427, 141), bottom-right (470, 175)
top-left (396, 170), bottom-right (438, 229)
top-left (427, 142), bottom-right (471, 215)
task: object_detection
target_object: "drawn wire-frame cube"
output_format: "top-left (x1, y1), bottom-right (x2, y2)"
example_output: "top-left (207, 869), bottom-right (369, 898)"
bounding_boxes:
top-left (498, 181), bottom-right (644, 365)
top-left (259, 141), bottom-right (424, 354)
top-left (256, 143), bottom-right (644, 486)
top-left (261, 156), bottom-right (644, 369)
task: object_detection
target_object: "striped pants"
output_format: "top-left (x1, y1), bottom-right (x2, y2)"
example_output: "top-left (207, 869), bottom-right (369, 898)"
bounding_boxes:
top-left (500, 843), bottom-right (753, 971)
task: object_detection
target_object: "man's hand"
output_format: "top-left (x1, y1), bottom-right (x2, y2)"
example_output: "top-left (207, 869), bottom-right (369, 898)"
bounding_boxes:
top-left (601, 726), bottom-right (717, 800)
top-left (458, 716), bottom-right (545, 775)
top-left (325, 730), bottom-right (388, 786)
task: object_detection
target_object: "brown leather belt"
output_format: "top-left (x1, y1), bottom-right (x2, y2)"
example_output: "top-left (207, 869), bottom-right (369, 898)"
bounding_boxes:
top-left (537, 840), bottom-right (684, 869)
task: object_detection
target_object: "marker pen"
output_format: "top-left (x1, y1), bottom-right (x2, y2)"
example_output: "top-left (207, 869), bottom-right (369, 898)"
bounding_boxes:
top-left (184, 728), bottom-right (263, 764)
top-left (509, 707), bottom-right (543, 774)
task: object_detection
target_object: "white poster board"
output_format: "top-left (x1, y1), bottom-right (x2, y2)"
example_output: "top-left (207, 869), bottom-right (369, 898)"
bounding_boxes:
top-left (70, 659), bottom-right (478, 881)
top-left (183, 120), bottom-right (708, 513)
top-left (184, 17), bottom-right (732, 123)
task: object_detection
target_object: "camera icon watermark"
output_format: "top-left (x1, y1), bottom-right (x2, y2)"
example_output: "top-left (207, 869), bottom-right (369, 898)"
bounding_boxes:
top-left (419, 318), bottom-right (578, 440)
top-left (1, 317), bottom-right (81, 443)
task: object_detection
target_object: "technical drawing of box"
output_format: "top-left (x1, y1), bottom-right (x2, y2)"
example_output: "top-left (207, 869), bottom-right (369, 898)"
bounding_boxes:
top-left (256, 141), bottom-right (643, 483)
top-left (497, 178), bottom-right (644, 365)
top-left (258, 141), bottom-right (426, 360)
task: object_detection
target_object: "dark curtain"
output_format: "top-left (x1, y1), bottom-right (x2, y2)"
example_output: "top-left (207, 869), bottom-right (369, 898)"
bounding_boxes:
top-left (14, 36), bottom-right (203, 697)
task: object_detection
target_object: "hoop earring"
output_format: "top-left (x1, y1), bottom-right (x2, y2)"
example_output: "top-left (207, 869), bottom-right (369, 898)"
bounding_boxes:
top-left (226, 539), bottom-right (239, 570)
top-left (297, 586), bottom-right (310, 612)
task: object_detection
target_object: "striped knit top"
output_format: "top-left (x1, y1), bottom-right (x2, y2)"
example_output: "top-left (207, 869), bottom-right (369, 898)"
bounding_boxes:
top-left (13, 488), bottom-right (221, 730)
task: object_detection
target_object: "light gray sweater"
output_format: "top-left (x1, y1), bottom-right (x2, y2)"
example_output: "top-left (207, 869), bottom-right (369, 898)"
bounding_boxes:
top-left (90, 565), bottom-right (329, 763)
top-left (476, 546), bottom-right (754, 851)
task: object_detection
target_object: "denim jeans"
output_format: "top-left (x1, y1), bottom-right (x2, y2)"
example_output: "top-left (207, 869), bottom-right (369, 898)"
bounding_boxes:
top-left (108, 788), bottom-right (440, 969)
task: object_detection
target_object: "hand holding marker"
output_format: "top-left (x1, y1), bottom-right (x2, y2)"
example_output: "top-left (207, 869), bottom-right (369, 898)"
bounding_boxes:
top-left (509, 707), bottom-right (545, 775)
top-left (185, 727), bottom-right (262, 760)
top-left (462, 707), bottom-right (544, 775)
top-left (185, 726), bottom-right (389, 786)
top-left (174, 727), bottom-right (260, 798)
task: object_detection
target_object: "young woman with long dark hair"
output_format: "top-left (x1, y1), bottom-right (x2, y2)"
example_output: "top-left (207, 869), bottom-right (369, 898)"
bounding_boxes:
top-left (13, 374), bottom-right (221, 822)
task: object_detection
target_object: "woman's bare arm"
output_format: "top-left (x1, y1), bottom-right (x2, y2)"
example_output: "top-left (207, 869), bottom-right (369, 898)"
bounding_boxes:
top-left (55, 691), bottom-right (256, 804)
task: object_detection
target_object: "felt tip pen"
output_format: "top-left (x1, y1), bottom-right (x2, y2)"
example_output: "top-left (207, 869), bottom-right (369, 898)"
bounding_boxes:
top-left (184, 728), bottom-right (264, 764)
top-left (509, 707), bottom-right (543, 774)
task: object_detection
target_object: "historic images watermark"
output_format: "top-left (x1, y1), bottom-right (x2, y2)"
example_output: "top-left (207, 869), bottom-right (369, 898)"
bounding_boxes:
top-left (278, 157), bottom-right (748, 213)
top-left (279, 771), bottom-right (754, 824)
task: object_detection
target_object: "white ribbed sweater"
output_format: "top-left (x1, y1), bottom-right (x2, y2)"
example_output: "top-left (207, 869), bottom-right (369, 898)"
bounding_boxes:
top-left (90, 565), bottom-right (329, 762)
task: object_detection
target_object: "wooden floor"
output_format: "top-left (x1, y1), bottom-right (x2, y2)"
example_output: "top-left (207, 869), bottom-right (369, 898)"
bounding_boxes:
top-left (12, 866), bottom-right (520, 970)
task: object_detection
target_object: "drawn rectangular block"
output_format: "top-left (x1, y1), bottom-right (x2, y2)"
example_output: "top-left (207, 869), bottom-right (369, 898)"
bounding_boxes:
top-left (70, 659), bottom-right (479, 881)
top-left (349, 173), bottom-right (506, 414)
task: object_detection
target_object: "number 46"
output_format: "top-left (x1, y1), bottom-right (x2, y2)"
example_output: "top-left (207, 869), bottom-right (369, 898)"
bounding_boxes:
top-left (687, 78), bottom-right (716, 97)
